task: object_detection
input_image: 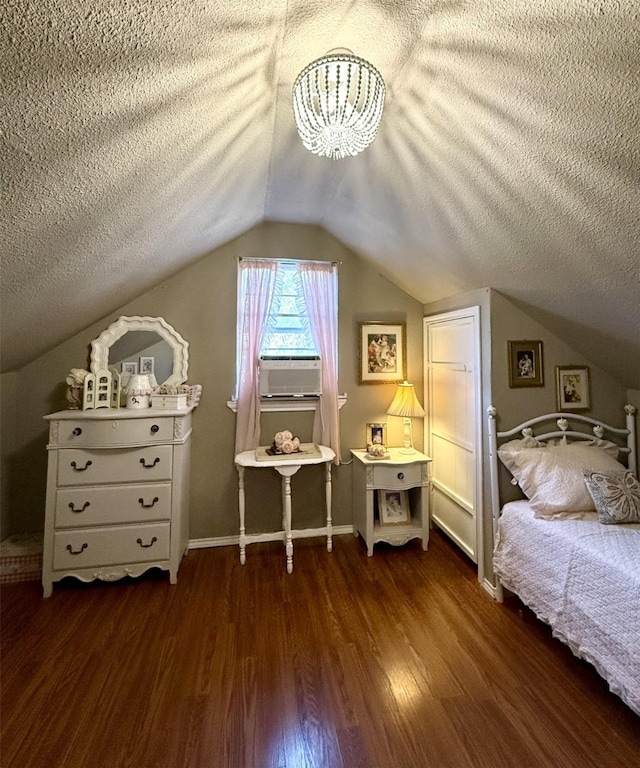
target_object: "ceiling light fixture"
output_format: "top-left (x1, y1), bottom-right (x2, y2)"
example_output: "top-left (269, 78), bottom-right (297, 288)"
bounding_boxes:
top-left (293, 48), bottom-right (385, 160)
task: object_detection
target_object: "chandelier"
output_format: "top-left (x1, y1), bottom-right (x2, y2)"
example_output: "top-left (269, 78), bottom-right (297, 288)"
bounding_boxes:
top-left (293, 49), bottom-right (385, 160)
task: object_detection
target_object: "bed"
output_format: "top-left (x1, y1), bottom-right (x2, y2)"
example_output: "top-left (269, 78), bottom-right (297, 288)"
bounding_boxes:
top-left (487, 405), bottom-right (639, 715)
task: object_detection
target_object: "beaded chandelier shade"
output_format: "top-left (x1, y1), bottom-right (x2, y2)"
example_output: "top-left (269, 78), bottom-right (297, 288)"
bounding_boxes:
top-left (293, 49), bottom-right (385, 160)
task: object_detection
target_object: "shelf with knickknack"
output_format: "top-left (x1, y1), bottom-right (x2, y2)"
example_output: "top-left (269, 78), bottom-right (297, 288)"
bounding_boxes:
top-left (43, 316), bottom-right (202, 598)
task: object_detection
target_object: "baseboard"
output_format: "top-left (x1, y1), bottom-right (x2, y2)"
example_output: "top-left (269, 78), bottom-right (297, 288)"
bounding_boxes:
top-left (481, 576), bottom-right (499, 600)
top-left (189, 525), bottom-right (354, 550)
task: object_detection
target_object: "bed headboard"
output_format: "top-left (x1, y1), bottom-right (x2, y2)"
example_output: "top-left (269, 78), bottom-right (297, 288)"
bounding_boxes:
top-left (487, 405), bottom-right (637, 540)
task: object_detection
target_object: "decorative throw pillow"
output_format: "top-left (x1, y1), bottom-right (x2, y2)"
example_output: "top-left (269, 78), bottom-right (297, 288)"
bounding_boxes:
top-left (583, 470), bottom-right (640, 525)
top-left (498, 440), bottom-right (624, 519)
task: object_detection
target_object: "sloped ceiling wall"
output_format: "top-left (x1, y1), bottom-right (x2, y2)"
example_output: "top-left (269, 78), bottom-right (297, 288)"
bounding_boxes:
top-left (2, 1), bottom-right (639, 385)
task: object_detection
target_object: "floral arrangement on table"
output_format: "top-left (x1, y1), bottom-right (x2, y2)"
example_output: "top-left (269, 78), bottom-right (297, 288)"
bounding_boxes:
top-left (267, 430), bottom-right (302, 456)
top-left (366, 442), bottom-right (387, 458)
top-left (65, 368), bottom-right (90, 409)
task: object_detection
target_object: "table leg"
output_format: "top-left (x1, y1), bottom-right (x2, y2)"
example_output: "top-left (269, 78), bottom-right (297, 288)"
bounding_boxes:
top-left (237, 465), bottom-right (246, 565)
top-left (325, 462), bottom-right (333, 553)
top-left (283, 475), bottom-right (293, 573)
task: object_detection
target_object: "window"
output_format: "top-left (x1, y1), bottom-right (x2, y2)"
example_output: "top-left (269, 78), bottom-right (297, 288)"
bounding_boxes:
top-left (235, 258), bottom-right (339, 399)
top-left (234, 257), bottom-right (341, 456)
top-left (261, 261), bottom-right (318, 357)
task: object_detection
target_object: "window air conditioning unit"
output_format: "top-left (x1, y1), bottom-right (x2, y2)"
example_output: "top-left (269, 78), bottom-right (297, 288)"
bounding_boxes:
top-left (258, 356), bottom-right (322, 397)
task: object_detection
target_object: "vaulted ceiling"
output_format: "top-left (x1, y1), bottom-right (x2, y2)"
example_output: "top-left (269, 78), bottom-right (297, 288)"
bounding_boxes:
top-left (2, 1), bottom-right (639, 386)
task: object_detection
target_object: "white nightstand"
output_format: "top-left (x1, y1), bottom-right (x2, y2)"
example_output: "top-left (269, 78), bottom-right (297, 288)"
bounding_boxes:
top-left (350, 448), bottom-right (431, 556)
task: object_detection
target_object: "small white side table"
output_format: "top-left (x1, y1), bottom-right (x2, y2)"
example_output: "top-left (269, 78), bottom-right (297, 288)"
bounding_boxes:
top-left (234, 445), bottom-right (335, 573)
top-left (351, 448), bottom-right (431, 556)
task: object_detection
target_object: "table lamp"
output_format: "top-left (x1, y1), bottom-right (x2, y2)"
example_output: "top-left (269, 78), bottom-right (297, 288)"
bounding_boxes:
top-left (386, 380), bottom-right (425, 454)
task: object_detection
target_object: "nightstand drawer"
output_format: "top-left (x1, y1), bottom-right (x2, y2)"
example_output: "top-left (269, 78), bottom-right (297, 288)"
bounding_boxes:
top-left (55, 483), bottom-right (172, 527)
top-left (371, 462), bottom-right (423, 489)
top-left (57, 446), bottom-right (173, 486)
top-left (53, 523), bottom-right (170, 570)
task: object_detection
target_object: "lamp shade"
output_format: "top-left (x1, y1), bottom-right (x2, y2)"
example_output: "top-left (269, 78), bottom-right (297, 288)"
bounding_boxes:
top-left (386, 381), bottom-right (425, 419)
top-left (293, 49), bottom-right (385, 160)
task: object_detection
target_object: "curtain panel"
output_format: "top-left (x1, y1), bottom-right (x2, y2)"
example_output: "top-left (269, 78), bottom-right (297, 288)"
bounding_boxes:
top-left (300, 261), bottom-right (341, 464)
top-left (234, 259), bottom-right (278, 455)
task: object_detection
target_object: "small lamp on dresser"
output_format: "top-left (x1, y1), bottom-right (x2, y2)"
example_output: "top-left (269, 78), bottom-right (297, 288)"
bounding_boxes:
top-left (386, 380), bottom-right (425, 454)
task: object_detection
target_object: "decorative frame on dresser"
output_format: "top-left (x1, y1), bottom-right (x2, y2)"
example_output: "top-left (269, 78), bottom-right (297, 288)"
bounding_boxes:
top-left (42, 407), bottom-right (193, 597)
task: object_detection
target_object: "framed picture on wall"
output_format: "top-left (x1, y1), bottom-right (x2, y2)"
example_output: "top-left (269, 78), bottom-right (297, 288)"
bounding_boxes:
top-left (377, 490), bottom-right (411, 526)
top-left (508, 340), bottom-right (544, 387)
top-left (359, 322), bottom-right (407, 384)
top-left (121, 361), bottom-right (138, 375)
top-left (556, 366), bottom-right (590, 411)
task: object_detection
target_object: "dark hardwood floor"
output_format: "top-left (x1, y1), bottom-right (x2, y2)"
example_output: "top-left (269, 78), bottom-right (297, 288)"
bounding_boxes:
top-left (2, 529), bottom-right (639, 768)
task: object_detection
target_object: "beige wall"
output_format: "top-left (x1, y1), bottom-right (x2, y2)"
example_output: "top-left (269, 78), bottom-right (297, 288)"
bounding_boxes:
top-left (0, 223), bottom-right (425, 541)
top-left (423, 288), bottom-right (630, 584)
top-left (1, 373), bottom-right (17, 536)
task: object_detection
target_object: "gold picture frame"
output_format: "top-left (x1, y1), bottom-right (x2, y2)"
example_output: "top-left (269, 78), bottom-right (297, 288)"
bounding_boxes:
top-left (508, 340), bottom-right (544, 387)
top-left (359, 322), bottom-right (407, 384)
top-left (366, 422), bottom-right (387, 449)
top-left (556, 366), bottom-right (590, 411)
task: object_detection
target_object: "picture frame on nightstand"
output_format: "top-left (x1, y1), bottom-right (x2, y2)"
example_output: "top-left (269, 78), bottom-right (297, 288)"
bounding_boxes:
top-left (378, 490), bottom-right (410, 526)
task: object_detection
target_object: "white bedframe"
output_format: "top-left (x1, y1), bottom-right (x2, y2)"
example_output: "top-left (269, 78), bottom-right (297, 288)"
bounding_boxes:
top-left (487, 404), bottom-right (638, 714)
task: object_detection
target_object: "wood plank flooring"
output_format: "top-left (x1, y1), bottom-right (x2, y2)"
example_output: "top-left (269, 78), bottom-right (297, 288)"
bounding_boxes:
top-left (2, 529), bottom-right (639, 768)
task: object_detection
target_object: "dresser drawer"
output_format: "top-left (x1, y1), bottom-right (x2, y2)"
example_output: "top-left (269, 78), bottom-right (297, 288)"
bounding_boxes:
top-left (371, 462), bottom-right (424, 489)
top-left (57, 446), bottom-right (173, 486)
top-left (55, 483), bottom-right (172, 528)
top-left (53, 523), bottom-right (170, 570)
top-left (55, 417), bottom-right (175, 447)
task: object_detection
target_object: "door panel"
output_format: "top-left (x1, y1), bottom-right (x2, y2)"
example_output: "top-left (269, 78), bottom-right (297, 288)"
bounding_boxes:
top-left (425, 310), bottom-right (481, 568)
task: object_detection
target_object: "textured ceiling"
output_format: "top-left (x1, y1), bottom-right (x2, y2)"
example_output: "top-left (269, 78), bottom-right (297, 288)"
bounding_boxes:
top-left (2, 1), bottom-right (639, 386)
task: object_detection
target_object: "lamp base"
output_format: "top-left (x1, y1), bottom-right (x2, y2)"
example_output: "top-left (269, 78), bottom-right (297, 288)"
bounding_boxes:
top-left (398, 446), bottom-right (416, 454)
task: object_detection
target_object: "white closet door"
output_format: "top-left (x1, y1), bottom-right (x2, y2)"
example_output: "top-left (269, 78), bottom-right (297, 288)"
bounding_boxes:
top-left (424, 309), bottom-right (482, 569)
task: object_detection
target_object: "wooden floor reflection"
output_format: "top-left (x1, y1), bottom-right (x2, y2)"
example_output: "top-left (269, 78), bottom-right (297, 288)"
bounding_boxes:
top-left (2, 529), bottom-right (639, 767)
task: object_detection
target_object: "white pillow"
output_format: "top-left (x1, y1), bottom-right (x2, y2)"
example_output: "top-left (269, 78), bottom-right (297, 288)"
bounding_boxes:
top-left (498, 440), bottom-right (625, 519)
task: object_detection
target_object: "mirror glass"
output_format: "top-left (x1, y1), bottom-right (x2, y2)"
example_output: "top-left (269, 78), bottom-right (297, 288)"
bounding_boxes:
top-left (108, 331), bottom-right (174, 386)
top-left (90, 316), bottom-right (189, 388)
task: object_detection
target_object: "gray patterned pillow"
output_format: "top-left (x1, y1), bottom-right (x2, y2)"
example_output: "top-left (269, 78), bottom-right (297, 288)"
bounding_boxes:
top-left (583, 470), bottom-right (640, 525)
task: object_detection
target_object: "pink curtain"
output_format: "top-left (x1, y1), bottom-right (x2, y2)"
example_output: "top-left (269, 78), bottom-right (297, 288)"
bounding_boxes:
top-left (235, 259), bottom-right (278, 455)
top-left (300, 262), bottom-right (340, 464)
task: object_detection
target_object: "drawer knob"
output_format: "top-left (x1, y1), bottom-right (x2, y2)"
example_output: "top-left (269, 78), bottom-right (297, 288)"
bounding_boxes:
top-left (397, 472), bottom-right (405, 480)
top-left (139, 457), bottom-right (160, 469)
top-left (72, 427), bottom-right (82, 436)
top-left (138, 497), bottom-right (159, 508)
top-left (150, 424), bottom-right (160, 434)
top-left (66, 543), bottom-right (88, 555)
top-left (137, 536), bottom-right (158, 549)
top-left (71, 460), bottom-right (92, 472)
top-left (68, 501), bottom-right (90, 513)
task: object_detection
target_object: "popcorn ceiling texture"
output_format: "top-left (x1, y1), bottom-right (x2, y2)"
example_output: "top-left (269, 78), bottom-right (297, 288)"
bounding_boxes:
top-left (1, 1), bottom-right (639, 385)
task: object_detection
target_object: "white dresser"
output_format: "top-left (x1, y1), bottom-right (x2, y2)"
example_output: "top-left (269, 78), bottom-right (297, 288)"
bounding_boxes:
top-left (42, 407), bottom-right (193, 597)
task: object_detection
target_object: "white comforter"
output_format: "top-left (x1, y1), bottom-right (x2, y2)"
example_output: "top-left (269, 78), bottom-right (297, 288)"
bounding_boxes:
top-left (493, 501), bottom-right (640, 715)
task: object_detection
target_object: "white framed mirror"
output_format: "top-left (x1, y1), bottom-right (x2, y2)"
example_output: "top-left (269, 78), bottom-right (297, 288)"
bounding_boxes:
top-left (90, 316), bottom-right (189, 388)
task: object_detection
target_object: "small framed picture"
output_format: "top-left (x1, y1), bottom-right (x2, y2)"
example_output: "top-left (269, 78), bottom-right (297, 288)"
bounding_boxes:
top-left (556, 366), bottom-right (590, 411)
top-left (121, 361), bottom-right (138, 375)
top-left (377, 490), bottom-right (411, 526)
top-left (139, 356), bottom-right (155, 375)
top-left (366, 422), bottom-right (387, 449)
top-left (508, 340), bottom-right (544, 387)
top-left (359, 322), bottom-right (407, 384)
